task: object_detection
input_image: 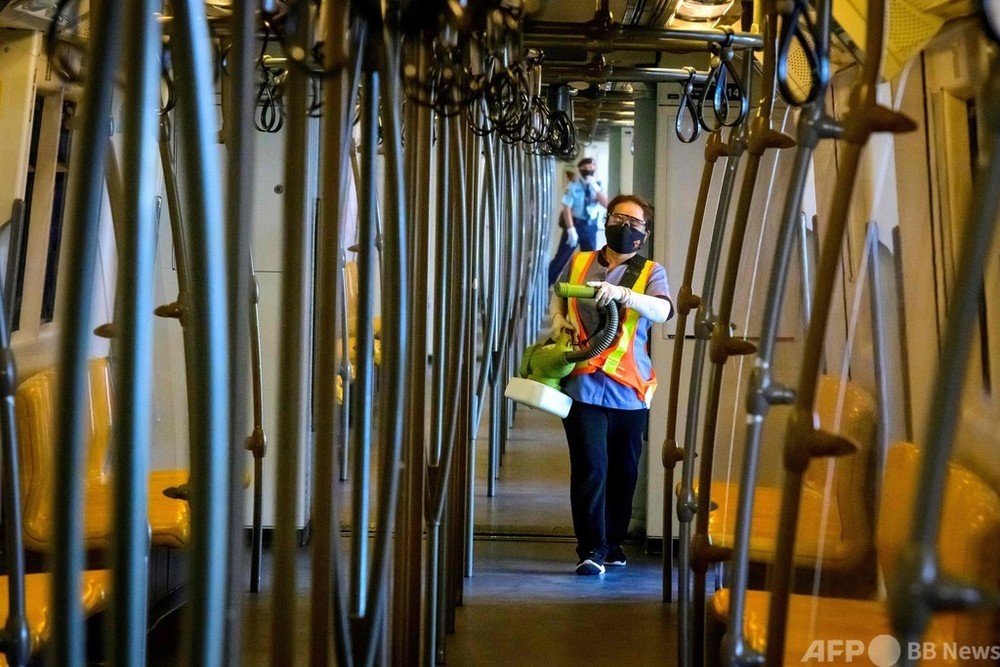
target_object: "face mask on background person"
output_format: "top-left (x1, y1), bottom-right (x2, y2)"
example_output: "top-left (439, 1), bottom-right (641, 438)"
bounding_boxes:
top-left (605, 222), bottom-right (646, 253)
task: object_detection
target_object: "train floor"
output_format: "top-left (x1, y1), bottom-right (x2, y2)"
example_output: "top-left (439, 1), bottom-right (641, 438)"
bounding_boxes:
top-left (237, 404), bottom-right (679, 665)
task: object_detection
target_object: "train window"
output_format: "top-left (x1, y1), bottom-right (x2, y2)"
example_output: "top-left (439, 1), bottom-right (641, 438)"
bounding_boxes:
top-left (39, 100), bottom-right (76, 324)
top-left (967, 100), bottom-right (992, 395)
top-left (8, 95), bottom-right (46, 332)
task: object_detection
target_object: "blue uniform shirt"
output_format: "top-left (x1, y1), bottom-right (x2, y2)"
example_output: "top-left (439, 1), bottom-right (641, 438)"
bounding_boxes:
top-left (556, 249), bottom-right (671, 410)
top-left (562, 179), bottom-right (602, 222)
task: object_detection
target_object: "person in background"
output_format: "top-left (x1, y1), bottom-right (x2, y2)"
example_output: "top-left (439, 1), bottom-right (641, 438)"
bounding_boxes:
top-left (547, 157), bottom-right (608, 286)
top-left (550, 193), bottom-right (674, 575)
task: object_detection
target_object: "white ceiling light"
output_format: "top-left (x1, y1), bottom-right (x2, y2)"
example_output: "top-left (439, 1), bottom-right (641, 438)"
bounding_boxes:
top-left (667, 0), bottom-right (734, 30)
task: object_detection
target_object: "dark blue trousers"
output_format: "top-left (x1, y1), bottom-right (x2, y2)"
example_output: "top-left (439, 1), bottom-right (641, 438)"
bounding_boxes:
top-left (561, 400), bottom-right (647, 561)
top-left (547, 219), bottom-right (598, 286)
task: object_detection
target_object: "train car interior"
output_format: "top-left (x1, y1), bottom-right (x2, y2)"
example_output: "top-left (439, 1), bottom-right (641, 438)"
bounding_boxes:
top-left (0, 0), bottom-right (998, 664)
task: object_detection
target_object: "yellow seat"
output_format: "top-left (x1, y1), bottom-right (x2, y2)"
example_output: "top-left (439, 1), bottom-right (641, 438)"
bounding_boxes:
top-left (15, 359), bottom-right (190, 551)
top-left (705, 376), bottom-right (876, 570)
top-left (0, 570), bottom-right (111, 664)
top-left (342, 261), bottom-right (382, 367)
top-left (711, 443), bottom-right (1000, 665)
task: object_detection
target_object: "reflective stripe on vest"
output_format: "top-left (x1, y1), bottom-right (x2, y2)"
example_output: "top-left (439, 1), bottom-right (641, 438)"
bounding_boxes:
top-left (564, 251), bottom-right (657, 404)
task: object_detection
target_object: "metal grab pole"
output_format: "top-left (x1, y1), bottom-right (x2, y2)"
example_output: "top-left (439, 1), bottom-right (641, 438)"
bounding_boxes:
top-left (393, 35), bottom-right (430, 667)
top-left (676, 81), bottom-right (750, 667)
top-left (358, 30), bottom-right (410, 664)
top-left (248, 260), bottom-right (267, 595)
top-left (50, 0), bottom-right (123, 661)
top-left (269, 0), bottom-right (311, 662)
top-left (485, 131), bottom-right (503, 497)
top-left (223, 1), bottom-right (255, 658)
top-left (440, 112), bottom-right (471, 659)
top-left (724, 2), bottom-right (840, 662)
top-left (172, 0), bottom-right (233, 660)
top-left (425, 111), bottom-right (470, 666)
top-left (0, 281), bottom-right (27, 667)
top-left (109, 0), bottom-right (159, 662)
top-left (465, 123), bottom-right (483, 578)
top-left (314, 4), bottom-right (357, 665)
top-left (888, 44), bottom-right (1000, 660)
top-left (764, 0), bottom-right (915, 660)
top-left (690, 7), bottom-right (795, 660)
top-left (661, 129), bottom-right (728, 604)
top-left (155, 115), bottom-right (189, 321)
top-left (350, 66), bottom-right (380, 623)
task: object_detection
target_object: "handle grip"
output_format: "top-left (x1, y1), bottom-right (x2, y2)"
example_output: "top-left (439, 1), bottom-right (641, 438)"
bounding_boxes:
top-left (555, 283), bottom-right (596, 299)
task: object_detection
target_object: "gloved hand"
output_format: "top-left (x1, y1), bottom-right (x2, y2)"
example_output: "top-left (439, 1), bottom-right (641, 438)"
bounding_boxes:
top-left (551, 312), bottom-right (577, 338)
top-left (587, 281), bottom-right (673, 322)
top-left (587, 280), bottom-right (626, 307)
top-left (566, 226), bottom-right (579, 248)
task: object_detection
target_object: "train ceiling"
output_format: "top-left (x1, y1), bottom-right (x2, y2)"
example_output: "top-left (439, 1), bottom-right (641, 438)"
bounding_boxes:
top-left (0, 0), bottom-right (980, 139)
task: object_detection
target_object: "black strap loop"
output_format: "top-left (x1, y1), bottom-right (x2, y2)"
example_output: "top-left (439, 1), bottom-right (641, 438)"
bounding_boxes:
top-left (676, 67), bottom-right (701, 143)
top-left (776, 0), bottom-right (829, 106)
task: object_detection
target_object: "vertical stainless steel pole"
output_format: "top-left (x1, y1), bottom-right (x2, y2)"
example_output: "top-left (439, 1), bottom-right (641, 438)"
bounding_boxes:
top-left (352, 66), bottom-right (380, 620)
top-left (677, 112), bottom-right (748, 667)
top-left (424, 110), bottom-right (451, 667)
top-left (172, 0), bottom-right (233, 661)
top-left (362, 31), bottom-right (409, 664)
top-left (393, 36), bottom-right (431, 666)
top-left (0, 282), bottom-right (27, 667)
top-left (314, 3), bottom-right (354, 664)
top-left (464, 124), bottom-right (481, 578)
top-left (223, 0), bottom-right (256, 657)
top-left (888, 51), bottom-right (1000, 656)
top-left (691, 16), bottom-right (793, 660)
top-left (248, 262), bottom-right (266, 595)
top-left (50, 0), bottom-right (123, 662)
top-left (725, 68), bottom-right (841, 664)
top-left (765, 0), bottom-right (915, 659)
top-left (661, 129), bottom-right (727, 605)
top-left (269, 0), bottom-right (310, 662)
top-left (110, 0), bottom-right (159, 662)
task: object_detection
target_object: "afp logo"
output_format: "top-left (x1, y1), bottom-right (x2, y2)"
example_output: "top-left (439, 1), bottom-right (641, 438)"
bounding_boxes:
top-left (801, 635), bottom-right (901, 666)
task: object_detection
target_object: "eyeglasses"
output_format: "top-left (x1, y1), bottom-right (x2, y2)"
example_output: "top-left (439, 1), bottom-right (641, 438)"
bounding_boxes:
top-left (606, 212), bottom-right (646, 231)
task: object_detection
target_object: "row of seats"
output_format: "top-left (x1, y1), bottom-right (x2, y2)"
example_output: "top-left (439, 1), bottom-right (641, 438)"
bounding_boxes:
top-left (689, 376), bottom-right (1000, 664)
top-left (0, 357), bottom-right (192, 662)
top-left (683, 375), bottom-right (878, 573)
top-left (710, 443), bottom-right (1000, 664)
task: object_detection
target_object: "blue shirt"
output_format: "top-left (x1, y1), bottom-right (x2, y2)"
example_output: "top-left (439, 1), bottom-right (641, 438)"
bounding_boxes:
top-left (561, 179), bottom-right (602, 223)
top-left (556, 249), bottom-right (672, 410)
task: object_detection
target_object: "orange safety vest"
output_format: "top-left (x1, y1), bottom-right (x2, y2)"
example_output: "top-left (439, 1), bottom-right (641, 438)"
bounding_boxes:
top-left (565, 251), bottom-right (658, 405)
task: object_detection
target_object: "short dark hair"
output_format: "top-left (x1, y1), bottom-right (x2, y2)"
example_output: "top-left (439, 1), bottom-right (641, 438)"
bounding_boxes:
top-left (577, 157), bottom-right (595, 168)
top-left (607, 193), bottom-right (654, 228)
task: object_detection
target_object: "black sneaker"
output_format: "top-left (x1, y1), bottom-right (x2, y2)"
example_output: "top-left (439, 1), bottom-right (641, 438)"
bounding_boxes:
top-left (575, 555), bottom-right (606, 575)
top-left (606, 546), bottom-right (627, 567)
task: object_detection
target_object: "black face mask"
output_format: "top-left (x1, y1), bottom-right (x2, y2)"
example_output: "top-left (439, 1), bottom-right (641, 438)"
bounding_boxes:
top-left (606, 224), bottom-right (646, 253)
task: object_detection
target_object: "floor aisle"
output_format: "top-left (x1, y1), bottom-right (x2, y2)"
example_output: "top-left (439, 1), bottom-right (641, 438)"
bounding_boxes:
top-left (239, 401), bottom-right (679, 665)
top-left (447, 539), bottom-right (678, 665)
top-left (449, 402), bottom-right (678, 665)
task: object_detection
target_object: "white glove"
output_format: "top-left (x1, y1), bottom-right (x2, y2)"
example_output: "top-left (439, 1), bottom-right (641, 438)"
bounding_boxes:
top-left (566, 226), bottom-right (579, 248)
top-left (551, 312), bottom-right (577, 338)
top-left (586, 281), bottom-right (674, 323)
top-left (587, 280), bottom-right (626, 307)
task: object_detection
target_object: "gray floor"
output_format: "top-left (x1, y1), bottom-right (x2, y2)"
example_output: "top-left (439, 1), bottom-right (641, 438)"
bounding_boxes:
top-left (474, 406), bottom-right (575, 537)
top-left (450, 403), bottom-right (678, 665)
top-left (241, 401), bottom-right (679, 665)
